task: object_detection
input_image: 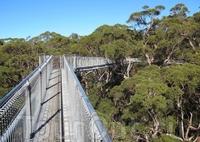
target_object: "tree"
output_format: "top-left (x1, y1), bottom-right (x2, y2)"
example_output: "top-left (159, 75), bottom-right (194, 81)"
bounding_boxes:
top-left (169, 3), bottom-right (189, 17)
top-left (127, 5), bottom-right (165, 65)
top-left (156, 4), bottom-right (198, 64)
top-left (107, 65), bottom-right (169, 141)
top-left (163, 63), bottom-right (200, 141)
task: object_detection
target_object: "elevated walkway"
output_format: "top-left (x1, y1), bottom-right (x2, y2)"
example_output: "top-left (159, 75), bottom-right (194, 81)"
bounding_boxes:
top-left (0, 55), bottom-right (112, 142)
top-left (32, 69), bottom-right (63, 142)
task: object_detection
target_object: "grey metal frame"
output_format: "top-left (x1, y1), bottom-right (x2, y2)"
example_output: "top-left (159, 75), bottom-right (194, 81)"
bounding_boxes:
top-left (0, 55), bottom-right (112, 142)
top-left (0, 55), bottom-right (52, 142)
top-left (66, 55), bottom-right (114, 72)
top-left (63, 56), bottom-right (111, 142)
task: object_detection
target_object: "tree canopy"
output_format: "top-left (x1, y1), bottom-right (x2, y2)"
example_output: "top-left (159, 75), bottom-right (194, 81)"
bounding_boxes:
top-left (0, 3), bottom-right (200, 142)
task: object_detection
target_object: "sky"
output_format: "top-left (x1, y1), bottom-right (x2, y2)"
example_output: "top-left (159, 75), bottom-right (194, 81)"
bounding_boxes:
top-left (0, 0), bottom-right (199, 39)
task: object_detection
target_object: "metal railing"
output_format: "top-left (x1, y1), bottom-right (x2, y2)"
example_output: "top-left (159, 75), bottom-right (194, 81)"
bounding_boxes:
top-left (0, 55), bottom-right (52, 142)
top-left (62, 56), bottom-right (111, 142)
top-left (1, 54), bottom-right (112, 142)
top-left (66, 55), bottom-right (114, 72)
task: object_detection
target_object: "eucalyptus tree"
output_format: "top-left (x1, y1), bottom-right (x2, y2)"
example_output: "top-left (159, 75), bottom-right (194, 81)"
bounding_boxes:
top-left (106, 63), bottom-right (200, 141)
top-left (73, 24), bottom-right (136, 57)
top-left (69, 33), bottom-right (80, 39)
top-left (99, 24), bottom-right (142, 78)
top-left (107, 65), bottom-right (169, 141)
top-left (69, 33), bottom-right (81, 45)
top-left (73, 25), bottom-right (115, 54)
top-left (127, 5), bottom-right (165, 65)
top-left (0, 66), bottom-right (12, 99)
top-left (0, 37), bottom-right (41, 98)
top-left (73, 24), bottom-right (139, 80)
top-left (163, 63), bottom-right (200, 141)
top-left (0, 38), bottom-right (28, 56)
top-left (126, 4), bottom-right (199, 65)
top-left (187, 12), bottom-right (200, 65)
top-left (154, 3), bottom-right (199, 64)
top-left (193, 12), bottom-right (200, 46)
top-left (73, 32), bottom-right (103, 56)
top-left (46, 33), bottom-right (71, 54)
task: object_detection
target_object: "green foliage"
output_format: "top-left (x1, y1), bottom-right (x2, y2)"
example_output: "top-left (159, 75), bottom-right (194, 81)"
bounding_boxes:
top-left (0, 31), bottom-right (74, 99)
top-left (1, 3), bottom-right (200, 141)
top-left (88, 93), bottom-right (99, 108)
top-left (97, 98), bottom-right (117, 115)
top-left (101, 39), bottom-right (132, 59)
top-left (153, 134), bottom-right (181, 142)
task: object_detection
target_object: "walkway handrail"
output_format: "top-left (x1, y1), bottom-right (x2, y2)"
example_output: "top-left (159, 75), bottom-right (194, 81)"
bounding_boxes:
top-left (0, 56), bottom-right (52, 107)
top-left (0, 55), bottom-right (52, 141)
top-left (66, 55), bottom-right (114, 70)
top-left (63, 56), bottom-right (111, 142)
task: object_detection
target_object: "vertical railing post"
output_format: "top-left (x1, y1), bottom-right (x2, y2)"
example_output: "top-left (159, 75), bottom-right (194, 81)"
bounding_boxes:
top-left (0, 55), bottom-right (53, 142)
top-left (60, 56), bottom-right (62, 68)
top-left (28, 84), bottom-right (35, 140)
top-left (73, 55), bottom-right (76, 69)
top-left (25, 81), bottom-right (32, 141)
top-left (39, 55), bottom-right (42, 65)
top-left (39, 54), bottom-right (45, 64)
top-left (44, 61), bottom-right (48, 89)
top-left (39, 67), bottom-right (43, 105)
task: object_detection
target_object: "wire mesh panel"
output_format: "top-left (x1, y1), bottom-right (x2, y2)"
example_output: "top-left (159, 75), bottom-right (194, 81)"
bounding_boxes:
top-left (29, 74), bottom-right (41, 133)
top-left (0, 87), bottom-right (27, 142)
top-left (63, 56), bottom-right (111, 142)
top-left (41, 66), bottom-right (47, 102)
top-left (0, 55), bottom-right (53, 142)
top-left (66, 55), bottom-right (114, 70)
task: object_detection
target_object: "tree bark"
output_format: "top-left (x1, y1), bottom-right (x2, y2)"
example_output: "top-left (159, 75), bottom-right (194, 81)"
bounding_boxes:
top-left (84, 79), bottom-right (89, 95)
top-left (164, 37), bottom-right (186, 64)
top-left (177, 97), bottom-right (185, 139)
top-left (148, 110), bottom-right (159, 138)
top-left (145, 53), bottom-right (154, 65)
top-left (185, 112), bottom-right (193, 140)
top-left (166, 134), bottom-right (183, 141)
top-left (188, 39), bottom-right (196, 50)
top-left (126, 59), bottom-right (132, 78)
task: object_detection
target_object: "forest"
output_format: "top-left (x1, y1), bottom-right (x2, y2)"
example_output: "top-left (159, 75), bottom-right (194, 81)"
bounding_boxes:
top-left (0, 3), bottom-right (200, 142)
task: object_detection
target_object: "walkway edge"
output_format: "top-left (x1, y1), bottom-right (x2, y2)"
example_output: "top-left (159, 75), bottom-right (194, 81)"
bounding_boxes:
top-left (61, 68), bottom-right (70, 142)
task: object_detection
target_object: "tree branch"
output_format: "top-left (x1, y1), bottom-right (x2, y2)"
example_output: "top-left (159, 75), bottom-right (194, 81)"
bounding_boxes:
top-left (166, 134), bottom-right (183, 141)
top-left (185, 112), bottom-right (193, 139)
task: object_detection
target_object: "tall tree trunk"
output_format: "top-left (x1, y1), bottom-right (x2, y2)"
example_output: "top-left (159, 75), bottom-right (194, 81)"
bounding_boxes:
top-left (164, 37), bottom-right (186, 64)
top-left (152, 119), bottom-right (159, 138)
top-left (188, 39), bottom-right (196, 50)
top-left (177, 97), bottom-right (185, 139)
top-left (148, 110), bottom-right (159, 138)
top-left (179, 110), bottom-right (185, 139)
top-left (145, 134), bottom-right (149, 142)
top-left (105, 70), bottom-right (111, 83)
top-left (185, 112), bottom-right (193, 140)
top-left (84, 79), bottom-right (89, 95)
top-left (145, 53), bottom-right (154, 65)
top-left (126, 59), bottom-right (132, 78)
